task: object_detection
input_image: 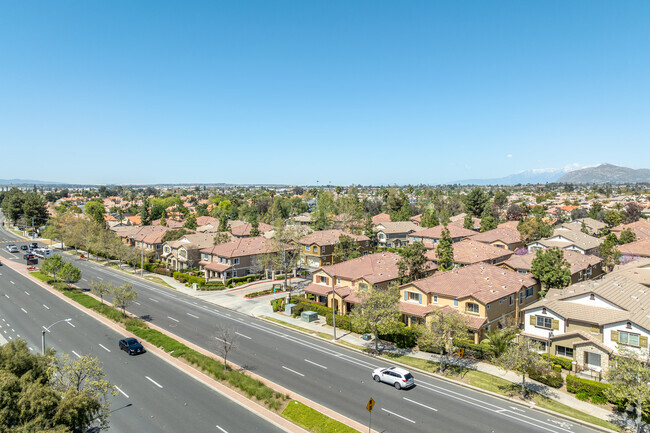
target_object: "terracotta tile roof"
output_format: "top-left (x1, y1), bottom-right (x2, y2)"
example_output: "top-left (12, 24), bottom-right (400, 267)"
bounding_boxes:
top-left (126, 215), bottom-right (142, 225)
top-left (618, 237), bottom-right (650, 258)
top-left (231, 222), bottom-right (273, 237)
top-left (609, 257), bottom-right (650, 286)
top-left (612, 219), bottom-right (650, 241)
top-left (399, 302), bottom-right (436, 317)
top-left (497, 221), bottom-right (520, 231)
top-left (410, 214), bottom-right (422, 224)
top-left (304, 283), bottom-right (331, 297)
top-left (200, 236), bottom-right (285, 258)
top-left (298, 229), bottom-right (369, 246)
top-left (196, 216), bottom-right (219, 226)
top-left (448, 215), bottom-right (481, 231)
top-left (503, 250), bottom-right (602, 274)
top-left (202, 262), bottom-right (232, 272)
top-left (468, 227), bottom-right (521, 245)
top-left (371, 213), bottom-right (392, 225)
top-left (425, 239), bottom-right (513, 266)
top-left (409, 225), bottom-right (476, 241)
top-left (318, 252), bottom-right (401, 284)
top-left (406, 263), bottom-right (536, 304)
top-left (520, 330), bottom-right (613, 354)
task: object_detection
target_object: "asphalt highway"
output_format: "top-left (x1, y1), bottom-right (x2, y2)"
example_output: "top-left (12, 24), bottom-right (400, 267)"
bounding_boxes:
top-left (0, 244), bottom-right (284, 432)
top-left (0, 222), bottom-right (602, 433)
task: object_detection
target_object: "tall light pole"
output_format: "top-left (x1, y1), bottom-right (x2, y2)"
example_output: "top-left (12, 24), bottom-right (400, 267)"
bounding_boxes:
top-left (547, 330), bottom-right (554, 369)
top-left (42, 318), bottom-right (72, 354)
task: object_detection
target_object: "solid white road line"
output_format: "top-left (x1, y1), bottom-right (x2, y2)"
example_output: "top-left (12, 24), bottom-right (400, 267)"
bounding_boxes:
top-left (67, 321), bottom-right (75, 327)
top-left (4, 294), bottom-right (8, 298)
top-left (381, 408), bottom-right (416, 423)
top-left (186, 312), bottom-right (199, 318)
top-left (167, 316), bottom-right (179, 322)
top-left (72, 351), bottom-right (81, 358)
top-left (10, 281), bottom-right (15, 285)
top-left (304, 359), bottom-right (327, 369)
top-left (216, 425), bottom-right (228, 433)
top-left (510, 406), bottom-right (525, 413)
top-left (43, 304), bottom-right (49, 310)
top-left (20, 308), bottom-right (27, 314)
top-left (235, 331), bottom-right (251, 339)
top-left (403, 397), bottom-right (438, 412)
top-left (115, 386), bottom-right (129, 398)
top-left (282, 366), bottom-right (304, 377)
top-left (146, 376), bottom-right (163, 388)
top-left (98, 344), bottom-right (111, 352)
top-left (134, 301), bottom-right (141, 305)
top-left (148, 298), bottom-right (159, 303)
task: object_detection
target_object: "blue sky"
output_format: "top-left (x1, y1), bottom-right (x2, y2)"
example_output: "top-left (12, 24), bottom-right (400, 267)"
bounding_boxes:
top-left (1, 1), bottom-right (649, 185)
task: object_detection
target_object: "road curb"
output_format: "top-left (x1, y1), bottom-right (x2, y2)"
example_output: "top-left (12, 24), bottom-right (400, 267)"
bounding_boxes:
top-left (261, 316), bottom-right (618, 433)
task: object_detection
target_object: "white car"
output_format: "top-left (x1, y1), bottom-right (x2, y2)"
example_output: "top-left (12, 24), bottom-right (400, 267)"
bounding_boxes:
top-left (6, 245), bottom-right (19, 253)
top-left (372, 366), bottom-right (415, 390)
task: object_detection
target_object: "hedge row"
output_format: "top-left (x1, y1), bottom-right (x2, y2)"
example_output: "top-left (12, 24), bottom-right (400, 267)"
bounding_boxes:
top-left (541, 353), bottom-right (573, 370)
top-left (566, 375), bottom-right (611, 403)
top-left (173, 271), bottom-right (204, 286)
top-left (528, 366), bottom-right (564, 388)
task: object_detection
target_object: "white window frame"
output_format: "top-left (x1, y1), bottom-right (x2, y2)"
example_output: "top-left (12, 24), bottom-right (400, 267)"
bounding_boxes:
top-left (234, 258), bottom-right (240, 265)
top-left (619, 331), bottom-right (640, 347)
top-left (536, 316), bottom-right (552, 329)
top-left (432, 295), bottom-right (438, 303)
top-left (466, 303), bottom-right (479, 314)
top-left (453, 299), bottom-right (458, 307)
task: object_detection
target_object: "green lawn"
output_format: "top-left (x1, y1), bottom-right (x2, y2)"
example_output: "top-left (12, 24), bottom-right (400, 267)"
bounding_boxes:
top-left (282, 401), bottom-right (359, 433)
top-left (262, 316), bottom-right (334, 340)
top-left (145, 276), bottom-right (176, 290)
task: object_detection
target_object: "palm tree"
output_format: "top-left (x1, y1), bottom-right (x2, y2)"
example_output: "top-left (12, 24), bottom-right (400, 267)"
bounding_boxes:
top-left (481, 329), bottom-right (516, 358)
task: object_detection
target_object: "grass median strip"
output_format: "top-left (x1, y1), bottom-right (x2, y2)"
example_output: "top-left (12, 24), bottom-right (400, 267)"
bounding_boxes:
top-left (282, 401), bottom-right (359, 433)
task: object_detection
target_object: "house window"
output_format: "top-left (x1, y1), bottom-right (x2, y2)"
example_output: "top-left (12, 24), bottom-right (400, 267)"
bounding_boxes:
top-left (509, 295), bottom-right (514, 306)
top-left (433, 295), bottom-right (438, 303)
top-left (234, 258), bottom-right (240, 265)
top-left (526, 286), bottom-right (534, 298)
top-left (305, 245), bottom-right (309, 251)
top-left (202, 254), bottom-right (209, 261)
top-left (517, 270), bottom-right (528, 274)
top-left (337, 278), bottom-right (341, 284)
top-left (365, 241), bottom-right (369, 247)
top-left (318, 276), bottom-right (329, 285)
top-left (233, 270), bottom-right (238, 277)
top-left (486, 304), bottom-right (490, 310)
top-left (556, 346), bottom-right (574, 358)
top-left (164, 246), bottom-right (170, 253)
top-left (626, 321), bottom-right (632, 329)
top-left (536, 316), bottom-right (553, 329)
top-left (519, 291), bottom-right (524, 304)
top-left (466, 303), bottom-right (479, 314)
top-left (619, 331), bottom-right (640, 347)
top-left (179, 250), bottom-right (186, 258)
top-left (407, 292), bottom-right (420, 302)
top-left (313, 246), bottom-right (317, 252)
top-left (453, 299), bottom-right (458, 307)
top-left (359, 283), bottom-right (369, 291)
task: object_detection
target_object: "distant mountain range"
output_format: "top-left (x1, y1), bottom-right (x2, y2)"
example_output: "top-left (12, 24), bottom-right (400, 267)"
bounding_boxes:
top-left (454, 164), bottom-right (650, 185)
top-left (0, 179), bottom-right (66, 185)
top-left (558, 164), bottom-right (650, 184)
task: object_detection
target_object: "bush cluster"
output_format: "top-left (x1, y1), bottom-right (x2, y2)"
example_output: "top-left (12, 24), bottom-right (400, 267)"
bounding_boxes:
top-left (153, 267), bottom-right (172, 276)
top-left (379, 322), bottom-right (420, 349)
top-left (527, 366), bottom-right (564, 388)
top-left (200, 281), bottom-right (225, 291)
top-left (225, 274), bottom-right (261, 286)
top-left (541, 353), bottom-right (573, 370)
top-left (173, 271), bottom-right (204, 286)
top-left (452, 339), bottom-right (494, 360)
top-left (566, 375), bottom-right (611, 403)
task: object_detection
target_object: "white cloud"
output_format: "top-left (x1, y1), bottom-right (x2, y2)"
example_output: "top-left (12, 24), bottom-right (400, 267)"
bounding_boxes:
top-left (506, 154), bottom-right (513, 158)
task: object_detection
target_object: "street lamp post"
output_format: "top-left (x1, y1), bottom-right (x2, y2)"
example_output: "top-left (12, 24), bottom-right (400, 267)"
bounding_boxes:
top-left (42, 318), bottom-right (72, 354)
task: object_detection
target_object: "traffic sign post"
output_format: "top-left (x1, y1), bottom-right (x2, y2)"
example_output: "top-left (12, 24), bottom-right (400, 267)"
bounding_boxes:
top-left (366, 398), bottom-right (375, 433)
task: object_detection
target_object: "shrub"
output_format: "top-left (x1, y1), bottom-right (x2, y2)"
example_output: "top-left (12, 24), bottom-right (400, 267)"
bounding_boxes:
top-left (541, 353), bottom-right (573, 370)
top-left (379, 322), bottom-right (420, 349)
top-left (552, 364), bottom-right (562, 373)
top-left (153, 267), bottom-right (172, 276)
top-left (201, 281), bottom-right (225, 291)
top-left (225, 274), bottom-right (261, 286)
top-left (590, 394), bottom-right (608, 405)
top-left (566, 375), bottom-right (610, 400)
top-left (528, 366), bottom-right (564, 388)
top-left (271, 298), bottom-right (285, 312)
top-left (575, 391), bottom-right (590, 401)
top-left (173, 271), bottom-right (204, 286)
top-left (453, 339), bottom-right (493, 360)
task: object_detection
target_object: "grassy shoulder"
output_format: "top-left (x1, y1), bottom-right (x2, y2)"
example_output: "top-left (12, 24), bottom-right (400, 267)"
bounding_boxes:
top-left (144, 276), bottom-right (176, 290)
top-left (381, 352), bottom-right (618, 431)
top-left (282, 401), bottom-right (359, 433)
top-left (262, 316), bottom-right (333, 340)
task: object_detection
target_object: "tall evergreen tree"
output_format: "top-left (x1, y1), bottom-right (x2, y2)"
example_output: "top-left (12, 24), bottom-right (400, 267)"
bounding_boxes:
top-left (397, 242), bottom-right (428, 283)
top-left (436, 226), bottom-right (455, 271)
top-left (140, 197), bottom-right (151, 226)
top-left (530, 247), bottom-right (571, 297)
top-left (464, 187), bottom-right (489, 217)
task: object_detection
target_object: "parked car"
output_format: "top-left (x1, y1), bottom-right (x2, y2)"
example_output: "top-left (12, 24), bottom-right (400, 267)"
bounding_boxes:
top-left (6, 245), bottom-right (18, 253)
top-left (371, 366), bottom-right (415, 390)
top-left (23, 253), bottom-right (35, 260)
top-left (119, 338), bottom-right (145, 355)
top-left (20, 245), bottom-right (28, 251)
top-left (33, 248), bottom-right (54, 259)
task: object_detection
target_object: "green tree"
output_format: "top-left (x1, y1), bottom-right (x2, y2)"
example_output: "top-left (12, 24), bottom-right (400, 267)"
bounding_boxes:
top-left (84, 201), bottom-right (106, 227)
top-left (417, 309), bottom-right (468, 372)
top-left (619, 228), bottom-right (637, 245)
top-left (351, 283), bottom-right (401, 352)
top-left (58, 262), bottom-right (81, 285)
top-left (140, 197), bottom-right (151, 226)
top-left (603, 210), bottom-right (623, 228)
top-left (463, 213), bottom-right (474, 230)
top-left (332, 234), bottom-right (361, 262)
top-left (184, 213), bottom-right (197, 230)
top-left (517, 216), bottom-right (553, 244)
top-left (42, 255), bottom-right (66, 279)
top-left (493, 190), bottom-right (509, 212)
top-left (89, 280), bottom-right (114, 304)
top-left (605, 348), bottom-right (650, 433)
top-left (588, 202), bottom-right (603, 220)
top-left (480, 206), bottom-right (497, 232)
top-left (599, 233), bottom-right (622, 271)
top-left (497, 336), bottom-right (546, 396)
top-left (436, 226), bottom-right (455, 271)
top-left (111, 282), bottom-right (138, 317)
top-left (506, 203), bottom-right (524, 221)
top-left (530, 248), bottom-right (571, 296)
top-left (464, 187), bottom-right (489, 217)
top-left (481, 329), bottom-right (517, 358)
top-left (397, 242), bottom-right (428, 283)
top-left (1, 188), bottom-right (25, 224)
top-left (625, 202), bottom-right (643, 223)
top-left (420, 208), bottom-right (439, 228)
top-left (22, 192), bottom-right (49, 228)
top-left (255, 224), bottom-right (302, 293)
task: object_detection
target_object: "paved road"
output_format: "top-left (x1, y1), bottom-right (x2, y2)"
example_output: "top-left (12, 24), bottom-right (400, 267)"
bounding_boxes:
top-left (0, 254), bottom-right (284, 433)
top-left (0, 222), bottom-right (602, 433)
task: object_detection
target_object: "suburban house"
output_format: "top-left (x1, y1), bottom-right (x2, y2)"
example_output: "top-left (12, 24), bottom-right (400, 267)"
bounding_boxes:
top-left (407, 224), bottom-right (476, 248)
top-left (114, 225), bottom-right (171, 260)
top-left (375, 221), bottom-right (421, 248)
top-left (297, 229), bottom-right (371, 268)
top-left (527, 228), bottom-right (602, 255)
top-left (501, 249), bottom-right (604, 285)
top-left (304, 252), bottom-right (402, 312)
top-left (161, 233), bottom-right (215, 272)
top-left (612, 219), bottom-right (650, 241)
top-left (230, 222), bottom-right (273, 238)
top-left (608, 257), bottom-right (650, 287)
top-left (371, 213), bottom-right (391, 225)
top-left (448, 213), bottom-right (481, 231)
top-left (424, 239), bottom-right (513, 267)
top-left (617, 237), bottom-right (650, 259)
top-left (293, 213), bottom-right (313, 226)
top-left (199, 236), bottom-right (289, 282)
top-left (521, 275), bottom-right (650, 379)
top-left (559, 218), bottom-right (606, 236)
top-left (399, 263), bottom-right (539, 342)
top-left (468, 227), bottom-right (524, 251)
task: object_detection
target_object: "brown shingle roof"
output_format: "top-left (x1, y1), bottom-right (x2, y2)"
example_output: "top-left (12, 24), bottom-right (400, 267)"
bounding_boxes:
top-left (200, 236), bottom-right (285, 258)
top-left (617, 237), bottom-right (650, 258)
top-left (371, 213), bottom-right (391, 225)
top-left (231, 222), bottom-right (273, 237)
top-left (503, 250), bottom-right (602, 275)
top-left (468, 227), bottom-right (521, 245)
top-left (318, 252), bottom-right (401, 284)
top-left (409, 225), bottom-right (476, 241)
top-left (612, 219), bottom-right (650, 241)
top-left (425, 239), bottom-right (513, 265)
top-left (298, 229), bottom-right (369, 246)
top-left (406, 263), bottom-right (536, 304)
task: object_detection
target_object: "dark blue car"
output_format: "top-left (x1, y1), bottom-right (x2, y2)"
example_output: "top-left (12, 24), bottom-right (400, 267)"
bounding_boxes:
top-left (118, 338), bottom-right (145, 355)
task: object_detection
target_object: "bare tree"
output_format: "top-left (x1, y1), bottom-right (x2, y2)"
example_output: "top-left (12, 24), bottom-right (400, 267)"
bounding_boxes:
top-left (90, 279), bottom-right (114, 304)
top-left (215, 325), bottom-right (238, 373)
